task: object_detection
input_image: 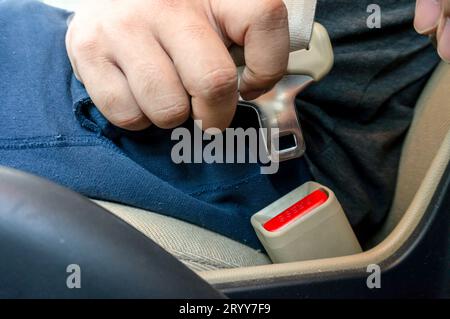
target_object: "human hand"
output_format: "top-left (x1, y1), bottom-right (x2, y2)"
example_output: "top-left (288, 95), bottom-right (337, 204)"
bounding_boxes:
top-left (66, 0), bottom-right (289, 131)
top-left (414, 0), bottom-right (450, 62)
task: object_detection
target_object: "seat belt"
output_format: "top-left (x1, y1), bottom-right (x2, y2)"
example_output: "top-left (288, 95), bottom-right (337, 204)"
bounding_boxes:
top-left (285, 0), bottom-right (317, 51)
top-left (235, 0), bottom-right (334, 163)
top-left (245, 3), bottom-right (360, 262)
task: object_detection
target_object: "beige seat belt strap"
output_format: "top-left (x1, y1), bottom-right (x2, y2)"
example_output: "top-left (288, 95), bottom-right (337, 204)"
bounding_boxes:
top-left (285, 0), bottom-right (318, 51)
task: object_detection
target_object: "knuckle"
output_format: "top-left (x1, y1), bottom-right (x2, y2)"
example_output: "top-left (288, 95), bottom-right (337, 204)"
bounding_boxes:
top-left (113, 113), bottom-right (149, 130)
top-left (193, 67), bottom-right (238, 100)
top-left (115, 14), bottom-right (145, 35)
top-left (261, 0), bottom-right (288, 18)
top-left (181, 23), bottom-right (209, 41)
top-left (71, 34), bottom-right (99, 58)
top-left (256, 0), bottom-right (288, 30)
top-left (109, 3), bottom-right (151, 36)
top-left (134, 63), bottom-right (161, 98)
top-left (97, 90), bottom-right (120, 115)
top-left (97, 93), bottom-right (148, 129)
top-left (68, 20), bottom-right (103, 57)
top-left (150, 98), bottom-right (190, 128)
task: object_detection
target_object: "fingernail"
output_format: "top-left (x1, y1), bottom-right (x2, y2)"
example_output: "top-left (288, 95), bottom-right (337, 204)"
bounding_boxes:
top-left (438, 18), bottom-right (450, 63)
top-left (414, 0), bottom-right (441, 34)
top-left (241, 89), bottom-right (266, 101)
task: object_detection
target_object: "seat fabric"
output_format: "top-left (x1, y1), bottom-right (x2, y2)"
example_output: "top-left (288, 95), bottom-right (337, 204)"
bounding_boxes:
top-left (375, 62), bottom-right (450, 243)
top-left (94, 200), bottom-right (271, 272)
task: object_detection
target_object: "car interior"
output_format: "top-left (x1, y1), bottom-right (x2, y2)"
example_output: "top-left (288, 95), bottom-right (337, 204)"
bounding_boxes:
top-left (95, 60), bottom-right (450, 284)
top-left (0, 0), bottom-right (448, 298)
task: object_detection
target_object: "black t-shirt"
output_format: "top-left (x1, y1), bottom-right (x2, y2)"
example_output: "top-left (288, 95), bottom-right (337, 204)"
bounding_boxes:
top-left (298, 0), bottom-right (440, 242)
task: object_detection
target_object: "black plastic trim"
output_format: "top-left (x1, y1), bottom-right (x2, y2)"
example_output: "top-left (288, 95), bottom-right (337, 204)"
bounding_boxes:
top-left (0, 167), bottom-right (224, 299)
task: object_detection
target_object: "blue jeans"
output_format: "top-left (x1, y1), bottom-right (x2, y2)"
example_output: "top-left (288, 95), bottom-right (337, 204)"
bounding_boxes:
top-left (0, 0), bottom-right (311, 249)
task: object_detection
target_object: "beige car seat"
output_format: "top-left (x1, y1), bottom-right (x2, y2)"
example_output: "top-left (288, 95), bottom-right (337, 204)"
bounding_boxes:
top-left (96, 63), bottom-right (450, 272)
top-left (95, 200), bottom-right (271, 272)
top-left (374, 62), bottom-right (450, 243)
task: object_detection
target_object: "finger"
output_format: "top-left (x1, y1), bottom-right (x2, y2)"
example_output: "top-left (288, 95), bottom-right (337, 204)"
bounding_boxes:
top-left (114, 36), bottom-right (191, 129)
top-left (214, 0), bottom-right (289, 100)
top-left (414, 0), bottom-right (441, 34)
top-left (75, 56), bottom-right (151, 130)
top-left (157, 14), bottom-right (238, 131)
top-left (65, 22), bottom-right (84, 82)
top-left (66, 18), bottom-right (151, 130)
top-left (437, 0), bottom-right (450, 62)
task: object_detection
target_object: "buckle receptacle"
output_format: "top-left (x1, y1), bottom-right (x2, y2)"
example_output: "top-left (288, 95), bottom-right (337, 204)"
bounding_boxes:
top-left (251, 182), bottom-right (362, 263)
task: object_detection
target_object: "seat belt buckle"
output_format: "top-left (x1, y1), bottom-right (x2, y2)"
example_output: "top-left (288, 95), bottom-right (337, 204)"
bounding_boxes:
top-left (251, 181), bottom-right (362, 263)
top-left (237, 23), bottom-right (334, 163)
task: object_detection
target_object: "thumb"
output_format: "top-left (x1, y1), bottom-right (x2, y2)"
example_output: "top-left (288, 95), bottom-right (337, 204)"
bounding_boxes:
top-left (414, 0), bottom-right (441, 34)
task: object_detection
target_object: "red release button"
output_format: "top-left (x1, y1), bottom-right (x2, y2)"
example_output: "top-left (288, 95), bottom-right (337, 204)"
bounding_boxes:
top-left (263, 189), bottom-right (329, 232)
